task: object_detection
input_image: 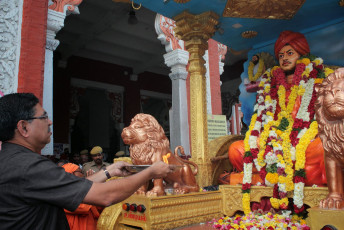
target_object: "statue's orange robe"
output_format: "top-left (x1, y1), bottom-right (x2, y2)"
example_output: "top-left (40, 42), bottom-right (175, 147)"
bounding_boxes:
top-left (64, 204), bottom-right (100, 230)
top-left (229, 90), bottom-right (327, 186)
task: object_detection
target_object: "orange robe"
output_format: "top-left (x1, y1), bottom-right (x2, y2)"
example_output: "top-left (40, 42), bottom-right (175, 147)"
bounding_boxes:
top-left (228, 86), bottom-right (327, 186)
top-left (64, 204), bottom-right (100, 230)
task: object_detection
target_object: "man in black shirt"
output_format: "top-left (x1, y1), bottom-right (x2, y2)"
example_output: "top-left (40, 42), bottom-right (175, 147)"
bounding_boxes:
top-left (0, 93), bottom-right (173, 229)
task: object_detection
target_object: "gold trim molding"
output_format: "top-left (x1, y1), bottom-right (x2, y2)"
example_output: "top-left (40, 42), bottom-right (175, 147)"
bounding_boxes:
top-left (223, 0), bottom-right (306, 19)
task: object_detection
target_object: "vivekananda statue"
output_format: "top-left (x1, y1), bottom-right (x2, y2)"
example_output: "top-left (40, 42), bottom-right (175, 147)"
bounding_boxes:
top-left (228, 31), bottom-right (334, 214)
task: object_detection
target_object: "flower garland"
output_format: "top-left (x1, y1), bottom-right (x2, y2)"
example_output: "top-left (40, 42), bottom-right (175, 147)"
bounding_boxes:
top-left (242, 54), bottom-right (334, 215)
top-left (248, 58), bottom-right (265, 82)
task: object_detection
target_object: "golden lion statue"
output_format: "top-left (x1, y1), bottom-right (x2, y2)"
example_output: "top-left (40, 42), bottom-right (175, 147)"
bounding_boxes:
top-left (315, 68), bottom-right (344, 209)
top-left (121, 113), bottom-right (199, 196)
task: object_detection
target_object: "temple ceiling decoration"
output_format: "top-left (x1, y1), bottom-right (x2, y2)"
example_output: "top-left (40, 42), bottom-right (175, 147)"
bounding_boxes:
top-left (223, 0), bottom-right (306, 19)
top-left (241, 30), bottom-right (257, 39)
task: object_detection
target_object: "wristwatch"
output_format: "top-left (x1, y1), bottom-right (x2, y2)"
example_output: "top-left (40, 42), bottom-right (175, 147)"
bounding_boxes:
top-left (103, 168), bottom-right (111, 179)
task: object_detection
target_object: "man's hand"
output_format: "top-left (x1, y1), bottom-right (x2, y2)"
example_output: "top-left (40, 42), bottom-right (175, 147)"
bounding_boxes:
top-left (107, 161), bottom-right (132, 177)
top-left (86, 169), bottom-right (95, 177)
top-left (147, 161), bottom-right (173, 179)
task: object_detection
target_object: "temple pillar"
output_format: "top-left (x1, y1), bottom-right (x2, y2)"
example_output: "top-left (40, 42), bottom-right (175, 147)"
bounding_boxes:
top-left (174, 11), bottom-right (219, 187)
top-left (42, 0), bottom-right (82, 154)
top-left (165, 49), bottom-right (190, 154)
top-left (155, 14), bottom-right (191, 154)
top-left (0, 0), bottom-right (24, 96)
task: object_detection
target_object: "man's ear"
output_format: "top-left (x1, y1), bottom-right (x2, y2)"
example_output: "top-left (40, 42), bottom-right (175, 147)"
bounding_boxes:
top-left (17, 120), bottom-right (30, 138)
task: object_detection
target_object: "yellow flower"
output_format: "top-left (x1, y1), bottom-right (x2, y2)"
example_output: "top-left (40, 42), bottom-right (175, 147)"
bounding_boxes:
top-left (314, 78), bottom-right (324, 84)
top-left (286, 180), bottom-right (294, 191)
top-left (242, 193), bottom-right (251, 214)
top-left (266, 173), bottom-right (279, 184)
top-left (324, 67), bottom-right (334, 77)
top-left (270, 198), bottom-right (280, 209)
top-left (264, 85), bottom-right (271, 93)
top-left (265, 95), bottom-right (272, 103)
top-left (279, 197), bottom-right (289, 206)
top-left (297, 58), bottom-right (311, 66)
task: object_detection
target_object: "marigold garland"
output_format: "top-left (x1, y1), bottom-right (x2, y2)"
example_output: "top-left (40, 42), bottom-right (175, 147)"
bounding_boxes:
top-left (242, 54), bottom-right (333, 215)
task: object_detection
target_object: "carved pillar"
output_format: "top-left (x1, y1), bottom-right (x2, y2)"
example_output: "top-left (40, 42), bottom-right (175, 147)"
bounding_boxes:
top-left (174, 11), bottom-right (219, 187)
top-left (42, 0), bottom-right (82, 154)
top-left (155, 14), bottom-right (191, 154)
top-left (0, 0), bottom-right (23, 95)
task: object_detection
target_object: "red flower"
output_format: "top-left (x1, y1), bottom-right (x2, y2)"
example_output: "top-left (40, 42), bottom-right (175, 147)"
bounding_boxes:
top-left (294, 176), bottom-right (305, 183)
top-left (251, 148), bottom-right (259, 158)
top-left (290, 130), bottom-right (298, 139)
top-left (280, 203), bottom-right (288, 210)
top-left (265, 145), bottom-right (272, 153)
top-left (251, 130), bottom-right (259, 136)
top-left (242, 183), bottom-right (251, 190)
top-left (256, 116), bottom-right (263, 122)
top-left (309, 69), bottom-right (318, 78)
top-left (293, 118), bottom-right (303, 129)
top-left (316, 65), bottom-right (323, 70)
top-left (259, 168), bottom-right (267, 183)
top-left (293, 204), bottom-right (305, 213)
top-left (244, 156), bottom-right (253, 163)
top-left (273, 184), bottom-right (279, 198)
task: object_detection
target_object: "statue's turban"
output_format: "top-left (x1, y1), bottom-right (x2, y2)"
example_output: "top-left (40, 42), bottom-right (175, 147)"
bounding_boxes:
top-left (274, 31), bottom-right (310, 59)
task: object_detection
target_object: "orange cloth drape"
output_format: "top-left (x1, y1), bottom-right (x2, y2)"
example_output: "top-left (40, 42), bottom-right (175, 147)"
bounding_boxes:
top-left (64, 204), bottom-right (100, 230)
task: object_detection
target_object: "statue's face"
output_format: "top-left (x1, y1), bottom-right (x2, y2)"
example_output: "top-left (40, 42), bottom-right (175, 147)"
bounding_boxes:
top-left (323, 79), bottom-right (344, 121)
top-left (278, 45), bottom-right (300, 72)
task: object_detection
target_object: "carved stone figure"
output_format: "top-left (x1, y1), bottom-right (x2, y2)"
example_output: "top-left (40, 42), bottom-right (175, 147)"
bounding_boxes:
top-left (315, 68), bottom-right (344, 209)
top-left (121, 113), bottom-right (199, 196)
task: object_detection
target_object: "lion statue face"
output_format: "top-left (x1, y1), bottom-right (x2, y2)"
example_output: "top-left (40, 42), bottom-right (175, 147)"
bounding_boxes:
top-left (320, 78), bottom-right (344, 121)
top-left (121, 113), bottom-right (170, 165)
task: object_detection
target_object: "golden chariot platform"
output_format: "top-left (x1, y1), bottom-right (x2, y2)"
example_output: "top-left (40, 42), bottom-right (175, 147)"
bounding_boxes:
top-left (96, 184), bottom-right (344, 230)
top-left (97, 191), bottom-right (222, 230)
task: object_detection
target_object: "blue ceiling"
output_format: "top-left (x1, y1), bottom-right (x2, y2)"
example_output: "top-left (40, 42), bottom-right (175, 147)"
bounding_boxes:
top-left (134, 0), bottom-right (344, 65)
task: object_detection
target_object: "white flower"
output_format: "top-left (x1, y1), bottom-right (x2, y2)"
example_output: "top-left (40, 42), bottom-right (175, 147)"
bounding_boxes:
top-left (249, 136), bottom-right (258, 148)
top-left (265, 152), bottom-right (278, 164)
top-left (293, 182), bottom-right (305, 208)
top-left (297, 128), bottom-right (307, 139)
top-left (265, 179), bottom-right (274, 187)
top-left (290, 147), bottom-right (296, 161)
top-left (243, 163), bottom-right (253, 184)
top-left (314, 57), bottom-right (323, 65)
top-left (278, 182), bottom-right (287, 192)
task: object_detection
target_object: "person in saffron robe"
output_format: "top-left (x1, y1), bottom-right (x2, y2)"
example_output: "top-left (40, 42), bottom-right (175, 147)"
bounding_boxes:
top-left (62, 163), bottom-right (99, 230)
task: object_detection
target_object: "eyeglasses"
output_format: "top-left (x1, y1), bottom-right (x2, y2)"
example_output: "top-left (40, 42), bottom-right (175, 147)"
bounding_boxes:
top-left (27, 114), bottom-right (49, 121)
